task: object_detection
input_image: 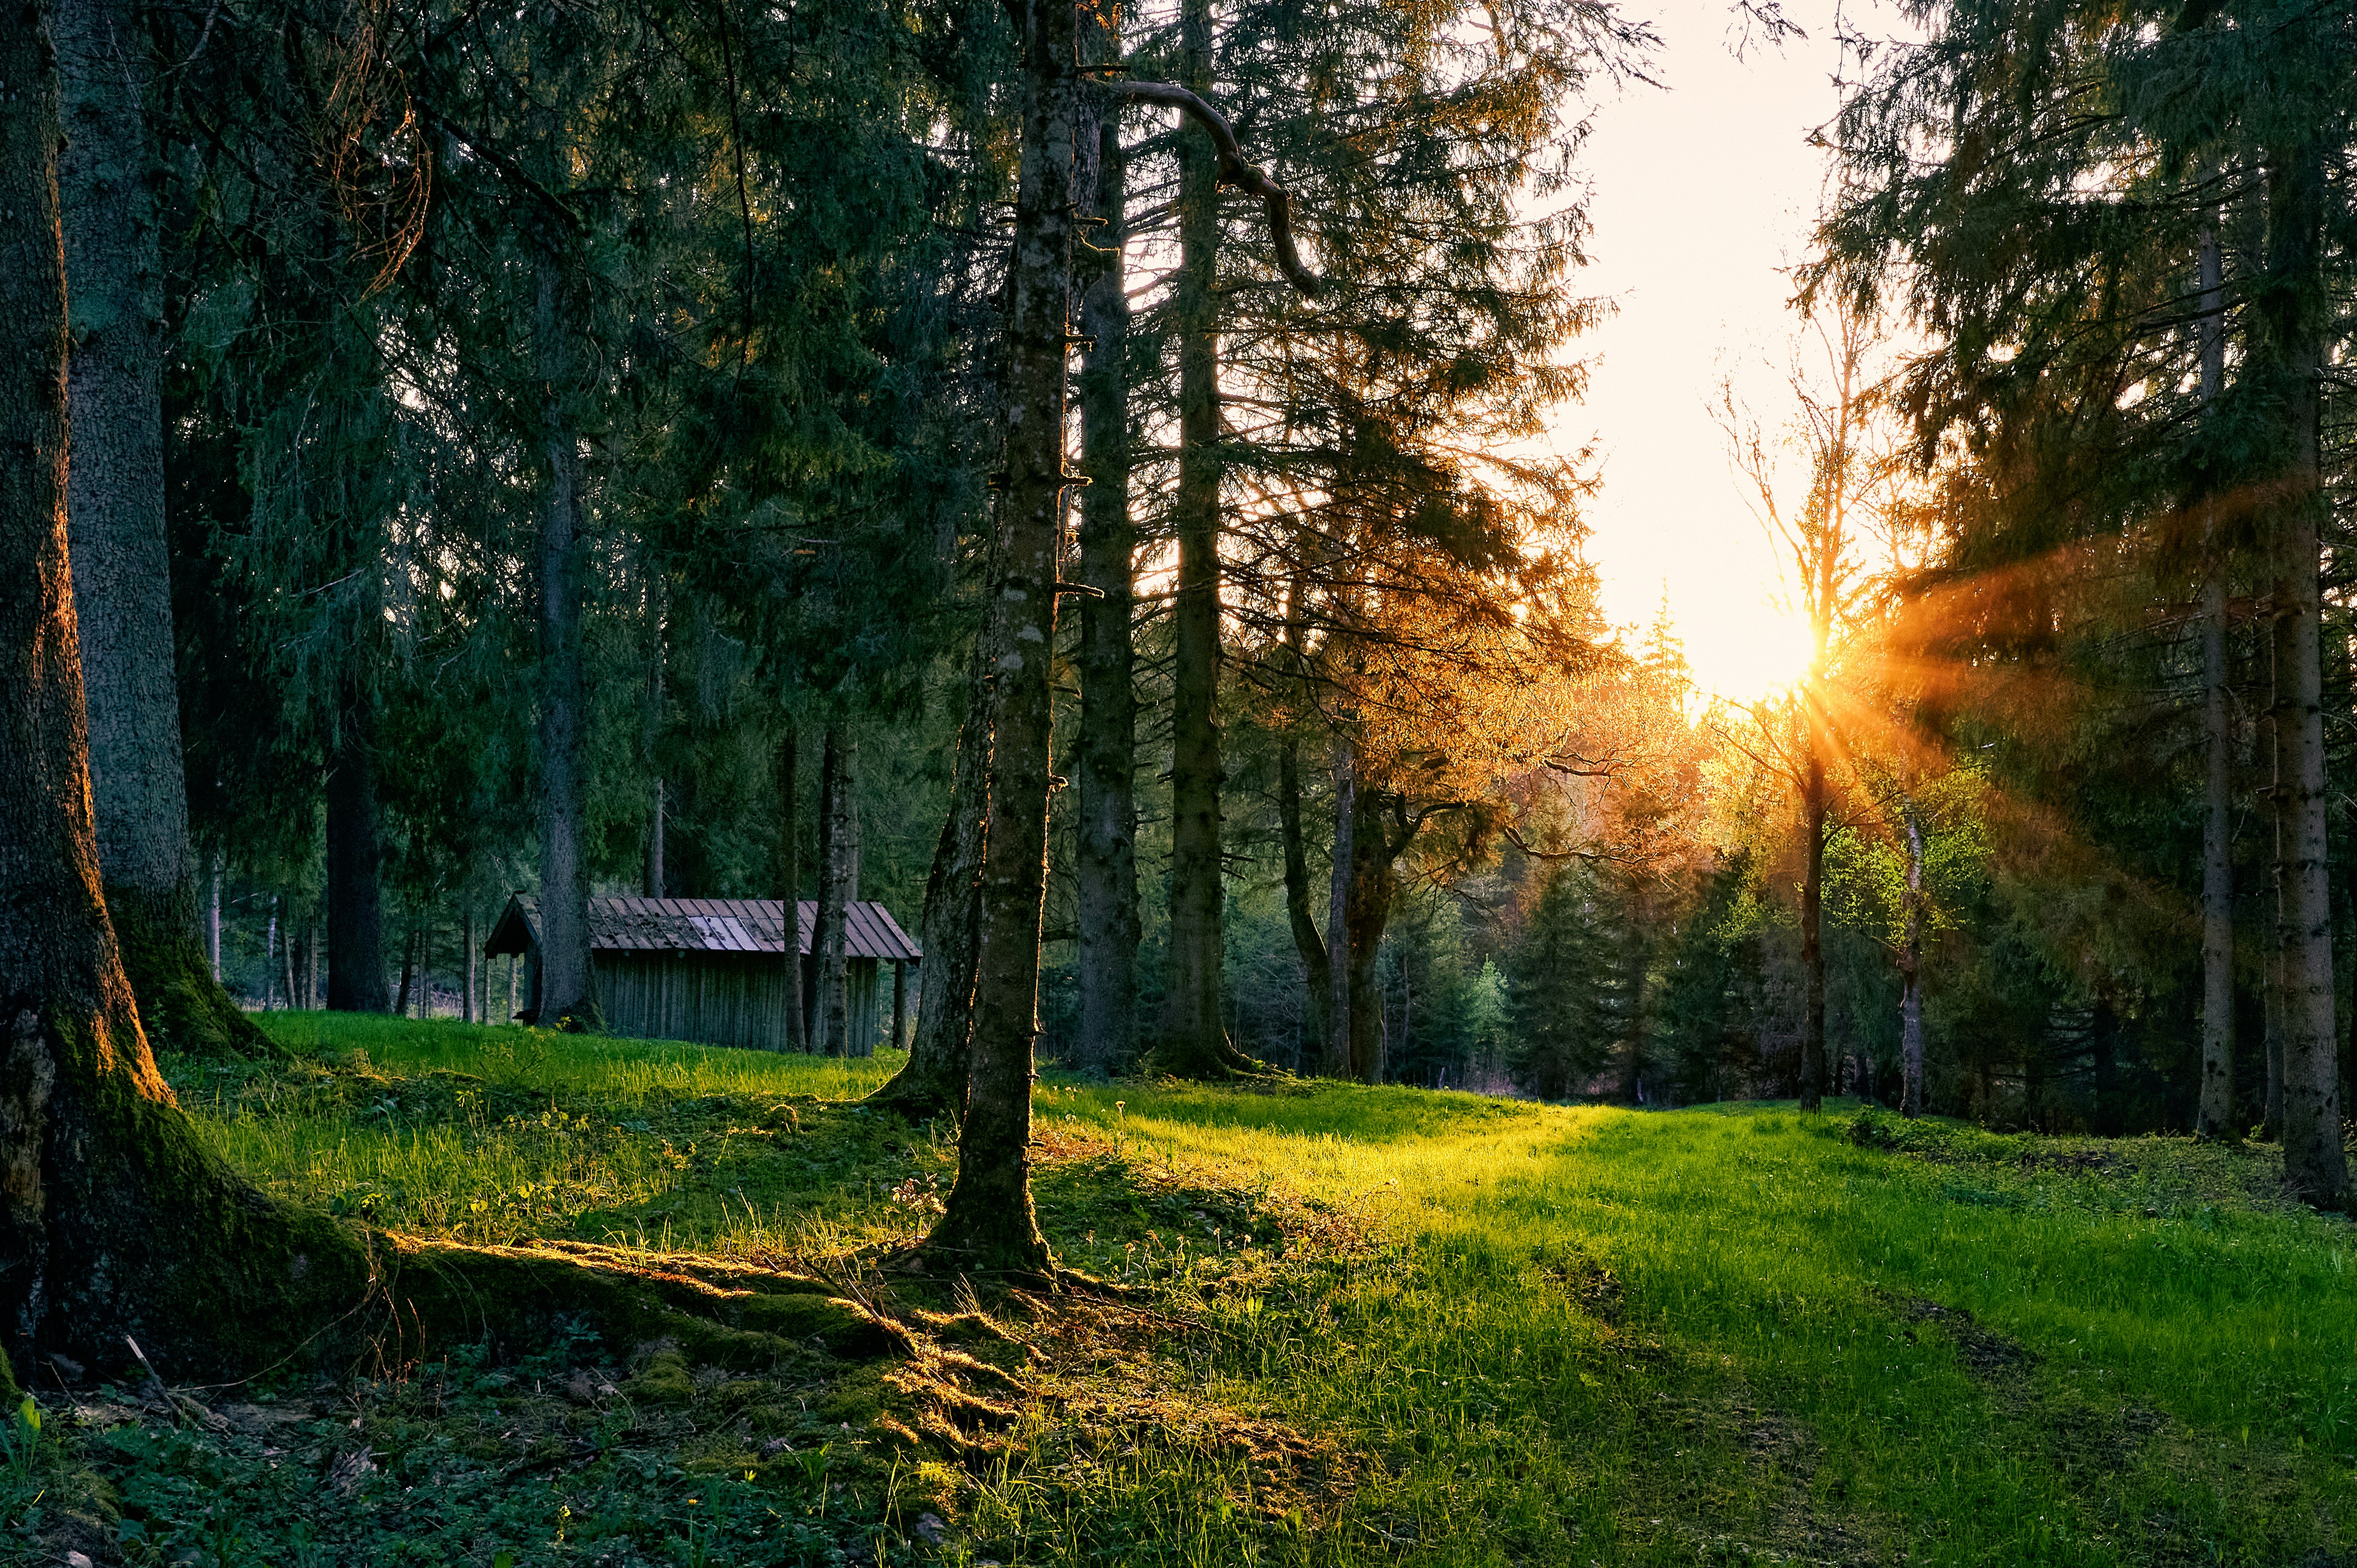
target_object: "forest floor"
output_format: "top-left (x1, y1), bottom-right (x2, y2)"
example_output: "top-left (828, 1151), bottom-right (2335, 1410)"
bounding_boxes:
top-left (8, 1016), bottom-right (2353, 1567)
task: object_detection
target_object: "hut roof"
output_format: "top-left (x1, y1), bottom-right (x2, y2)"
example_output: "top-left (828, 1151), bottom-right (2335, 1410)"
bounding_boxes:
top-left (484, 896), bottom-right (919, 961)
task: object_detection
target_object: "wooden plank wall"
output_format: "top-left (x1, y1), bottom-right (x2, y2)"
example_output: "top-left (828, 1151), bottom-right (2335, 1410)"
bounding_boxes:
top-left (596, 952), bottom-right (890, 1054)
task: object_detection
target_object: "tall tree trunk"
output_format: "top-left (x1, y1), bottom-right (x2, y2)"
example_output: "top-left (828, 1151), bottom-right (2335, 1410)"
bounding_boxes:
top-left (0, 24), bottom-right (373, 1375)
top-left (1899, 803), bottom-right (1926, 1118)
top-left (463, 905), bottom-right (477, 1023)
top-left (646, 780), bottom-right (665, 899)
top-left (282, 900), bottom-right (298, 1016)
top-left (208, 853), bottom-right (222, 980)
top-left (926, 0), bottom-right (1076, 1273)
top-left (2264, 615), bottom-right (2286, 1143)
top-left (394, 923), bottom-right (414, 1018)
top-left (534, 252), bottom-right (596, 1031)
top-left (1798, 749), bottom-right (1827, 1112)
top-left (1153, 0), bottom-right (1253, 1079)
top-left (56, 0), bottom-right (263, 1059)
top-left (869, 648), bottom-right (991, 1118)
top-left (1326, 737), bottom-right (1355, 1076)
top-left (264, 895), bottom-right (279, 1011)
top-left (324, 713), bottom-right (389, 1012)
top-left (775, 728), bottom-right (804, 1049)
top-left (2259, 141), bottom-right (2345, 1205)
top-left (645, 595), bottom-right (666, 899)
top-left (819, 728), bottom-right (860, 1056)
top-left (813, 728), bottom-right (844, 1053)
top-left (2196, 217), bottom-right (2236, 1141)
top-left (1072, 50), bottom-right (1139, 1077)
top-left (1277, 741), bottom-right (1330, 1066)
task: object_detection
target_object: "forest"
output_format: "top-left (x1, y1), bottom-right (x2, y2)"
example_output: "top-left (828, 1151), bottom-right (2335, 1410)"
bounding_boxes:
top-left (0, 0), bottom-right (2352, 1561)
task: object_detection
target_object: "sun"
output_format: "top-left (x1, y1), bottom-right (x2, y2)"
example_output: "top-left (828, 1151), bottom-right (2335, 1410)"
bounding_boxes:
top-left (1687, 606), bottom-right (1818, 705)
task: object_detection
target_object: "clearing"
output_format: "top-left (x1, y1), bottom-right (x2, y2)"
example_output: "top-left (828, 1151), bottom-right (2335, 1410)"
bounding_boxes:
top-left (9, 1014), bottom-right (2351, 1567)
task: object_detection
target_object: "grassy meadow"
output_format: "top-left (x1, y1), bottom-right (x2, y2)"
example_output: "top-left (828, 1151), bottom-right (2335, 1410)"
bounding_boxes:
top-left (11, 1014), bottom-right (2352, 1566)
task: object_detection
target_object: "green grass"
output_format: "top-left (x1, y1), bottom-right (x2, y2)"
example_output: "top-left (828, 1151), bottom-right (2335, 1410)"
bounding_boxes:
top-left (21, 1014), bottom-right (2355, 1566)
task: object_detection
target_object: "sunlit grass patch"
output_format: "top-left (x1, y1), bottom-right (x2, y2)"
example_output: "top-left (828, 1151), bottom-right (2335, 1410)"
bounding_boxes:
top-left (56, 1017), bottom-right (2353, 1566)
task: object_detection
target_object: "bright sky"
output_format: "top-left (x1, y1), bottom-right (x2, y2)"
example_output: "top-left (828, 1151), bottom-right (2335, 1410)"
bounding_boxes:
top-left (1564, 0), bottom-right (1899, 700)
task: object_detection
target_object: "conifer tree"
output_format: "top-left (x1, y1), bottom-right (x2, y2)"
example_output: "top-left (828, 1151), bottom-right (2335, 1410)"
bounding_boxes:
top-left (1816, 0), bottom-right (2351, 1199)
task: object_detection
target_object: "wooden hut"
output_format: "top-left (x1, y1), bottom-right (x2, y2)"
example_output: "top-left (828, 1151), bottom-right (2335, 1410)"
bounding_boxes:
top-left (483, 895), bottom-right (920, 1053)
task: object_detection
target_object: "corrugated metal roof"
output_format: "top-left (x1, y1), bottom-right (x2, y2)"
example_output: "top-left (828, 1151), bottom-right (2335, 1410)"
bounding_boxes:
top-left (591, 898), bottom-right (918, 959)
top-left (488, 895), bottom-right (921, 960)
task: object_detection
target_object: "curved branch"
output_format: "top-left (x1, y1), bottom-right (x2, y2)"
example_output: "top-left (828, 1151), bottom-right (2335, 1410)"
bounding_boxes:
top-left (1096, 77), bottom-right (1321, 298)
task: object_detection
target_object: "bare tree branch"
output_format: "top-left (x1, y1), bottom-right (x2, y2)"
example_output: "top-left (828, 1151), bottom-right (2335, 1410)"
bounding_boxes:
top-left (1096, 77), bottom-right (1321, 298)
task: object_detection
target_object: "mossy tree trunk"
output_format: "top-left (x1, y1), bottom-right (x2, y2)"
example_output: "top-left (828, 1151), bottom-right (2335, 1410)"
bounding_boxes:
top-left (924, 0), bottom-right (1075, 1276)
top-left (2, 110), bottom-right (919, 1374)
top-left (0, 26), bottom-right (367, 1374)
top-left (56, 0), bottom-right (266, 1059)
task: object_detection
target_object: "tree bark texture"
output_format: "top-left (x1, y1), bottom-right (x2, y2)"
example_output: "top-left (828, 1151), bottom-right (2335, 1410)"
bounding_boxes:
top-left (57, 0), bottom-right (264, 1058)
top-left (775, 728), bottom-right (804, 1049)
top-left (463, 905), bottom-right (478, 1024)
top-left (1072, 56), bottom-right (1139, 1077)
top-left (2196, 217), bottom-right (2236, 1142)
top-left (811, 729), bottom-right (837, 1045)
top-left (1151, 0), bottom-right (1253, 1079)
top-left (869, 647), bottom-right (990, 1118)
top-left (324, 713), bottom-right (389, 1012)
top-left (1798, 749), bottom-right (1827, 1112)
top-left (818, 727), bottom-right (859, 1056)
top-left (1899, 804), bottom-right (1925, 1119)
top-left (646, 778), bottom-right (665, 899)
top-left (2258, 142), bottom-right (2345, 1204)
top-left (1277, 741), bottom-right (1330, 1064)
top-left (534, 253), bottom-right (596, 1030)
top-left (645, 600), bottom-right (666, 900)
top-left (0, 21), bottom-right (371, 1375)
top-left (1326, 738), bottom-right (1355, 1076)
top-left (927, 0), bottom-right (1075, 1273)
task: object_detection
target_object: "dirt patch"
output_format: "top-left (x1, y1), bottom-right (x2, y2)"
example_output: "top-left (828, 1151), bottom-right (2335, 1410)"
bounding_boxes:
top-left (2017, 1148), bottom-right (2138, 1176)
top-left (1653, 1396), bottom-right (1878, 1566)
top-left (1903, 1299), bottom-right (2036, 1382)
